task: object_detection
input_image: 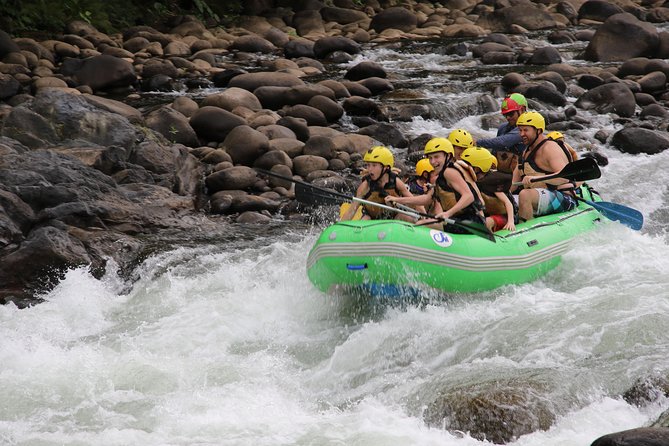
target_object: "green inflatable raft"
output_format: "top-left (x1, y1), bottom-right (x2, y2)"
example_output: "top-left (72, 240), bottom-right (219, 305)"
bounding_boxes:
top-left (306, 188), bottom-right (607, 296)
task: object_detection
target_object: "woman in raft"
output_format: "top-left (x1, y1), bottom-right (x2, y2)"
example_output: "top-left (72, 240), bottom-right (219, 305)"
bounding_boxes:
top-left (340, 146), bottom-right (414, 221)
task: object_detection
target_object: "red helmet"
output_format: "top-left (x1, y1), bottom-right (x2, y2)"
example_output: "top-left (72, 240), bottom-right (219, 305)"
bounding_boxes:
top-left (501, 97), bottom-right (523, 115)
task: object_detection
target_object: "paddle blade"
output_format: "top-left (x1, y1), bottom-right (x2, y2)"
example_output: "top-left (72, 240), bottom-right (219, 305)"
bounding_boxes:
top-left (588, 200), bottom-right (644, 230)
top-left (294, 182), bottom-right (345, 206)
top-left (560, 157), bottom-right (601, 182)
top-left (448, 219), bottom-right (496, 243)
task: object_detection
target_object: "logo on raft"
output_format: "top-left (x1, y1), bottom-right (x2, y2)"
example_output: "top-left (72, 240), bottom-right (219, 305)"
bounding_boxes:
top-left (429, 229), bottom-right (453, 248)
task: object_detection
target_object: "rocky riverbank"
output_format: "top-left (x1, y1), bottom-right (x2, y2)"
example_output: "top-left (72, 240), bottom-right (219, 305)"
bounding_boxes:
top-left (1, 1), bottom-right (669, 441)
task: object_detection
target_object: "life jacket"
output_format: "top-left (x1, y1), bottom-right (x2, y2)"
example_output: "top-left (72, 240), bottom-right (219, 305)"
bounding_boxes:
top-left (477, 171), bottom-right (516, 216)
top-left (433, 161), bottom-right (484, 218)
top-left (519, 138), bottom-right (575, 192)
top-left (406, 176), bottom-right (427, 195)
top-left (361, 170), bottom-right (400, 219)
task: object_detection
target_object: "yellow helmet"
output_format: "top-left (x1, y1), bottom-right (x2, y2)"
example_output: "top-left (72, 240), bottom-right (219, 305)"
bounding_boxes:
top-left (461, 146), bottom-right (497, 173)
top-left (424, 137), bottom-right (454, 156)
top-left (546, 131), bottom-right (564, 140)
top-left (363, 145), bottom-right (394, 168)
top-left (415, 158), bottom-right (434, 177)
top-left (516, 111), bottom-right (545, 132)
top-left (447, 128), bottom-right (474, 149)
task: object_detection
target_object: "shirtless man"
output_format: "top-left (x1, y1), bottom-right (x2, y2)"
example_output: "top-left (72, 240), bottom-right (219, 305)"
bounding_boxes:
top-left (511, 112), bottom-right (577, 222)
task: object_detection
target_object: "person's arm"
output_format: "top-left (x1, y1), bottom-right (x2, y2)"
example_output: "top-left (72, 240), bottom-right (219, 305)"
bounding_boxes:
top-left (477, 127), bottom-right (522, 153)
top-left (434, 169), bottom-right (474, 220)
top-left (510, 165), bottom-right (522, 193)
top-left (385, 189), bottom-right (433, 207)
top-left (340, 181), bottom-right (368, 220)
top-left (396, 178), bottom-right (413, 198)
top-left (495, 191), bottom-right (516, 231)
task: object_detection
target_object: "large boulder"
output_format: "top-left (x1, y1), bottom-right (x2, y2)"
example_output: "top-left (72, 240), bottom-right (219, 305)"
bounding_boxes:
top-left (222, 125), bottom-right (270, 166)
top-left (205, 166), bottom-right (257, 192)
top-left (283, 38), bottom-right (315, 59)
top-left (479, 5), bottom-right (557, 32)
top-left (1, 89), bottom-right (139, 149)
top-left (145, 106), bottom-right (199, 147)
top-left (591, 427), bottom-right (669, 446)
top-left (189, 106), bottom-right (246, 142)
top-left (321, 6), bottom-right (369, 25)
top-left (293, 155), bottom-right (329, 177)
top-left (201, 87), bottom-right (262, 112)
top-left (66, 54), bottom-right (137, 91)
top-left (611, 127), bottom-right (669, 155)
top-left (345, 61), bottom-right (387, 81)
top-left (578, 0), bottom-right (623, 22)
top-left (574, 83), bottom-right (636, 118)
top-left (229, 35), bottom-right (276, 54)
top-left (228, 72), bottom-right (304, 91)
top-left (313, 36), bottom-right (361, 59)
top-left (584, 13), bottom-right (660, 62)
top-left (369, 7), bottom-right (418, 33)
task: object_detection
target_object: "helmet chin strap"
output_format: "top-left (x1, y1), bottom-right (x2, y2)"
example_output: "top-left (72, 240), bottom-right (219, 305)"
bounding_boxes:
top-left (528, 129), bottom-right (541, 149)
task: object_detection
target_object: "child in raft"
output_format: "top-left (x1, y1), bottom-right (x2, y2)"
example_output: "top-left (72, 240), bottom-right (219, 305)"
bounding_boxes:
top-left (460, 146), bottom-right (517, 232)
top-left (340, 146), bottom-right (414, 221)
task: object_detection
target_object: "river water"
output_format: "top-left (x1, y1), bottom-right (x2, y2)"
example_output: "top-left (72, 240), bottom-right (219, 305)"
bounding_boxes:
top-left (2, 33), bottom-right (669, 446)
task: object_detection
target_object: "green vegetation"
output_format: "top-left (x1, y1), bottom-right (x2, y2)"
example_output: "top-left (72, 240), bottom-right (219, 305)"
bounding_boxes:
top-left (0, 0), bottom-right (244, 36)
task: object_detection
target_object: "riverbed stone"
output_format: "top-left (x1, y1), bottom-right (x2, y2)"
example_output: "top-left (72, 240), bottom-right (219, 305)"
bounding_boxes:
top-left (640, 104), bottom-right (669, 119)
top-left (202, 87), bottom-right (262, 112)
top-left (269, 138), bottom-right (304, 158)
top-left (275, 117), bottom-right (309, 142)
top-left (293, 155), bottom-right (329, 177)
top-left (189, 106), bottom-right (247, 142)
top-left (358, 77), bottom-right (394, 96)
top-left (590, 427), bottom-right (669, 446)
top-left (228, 72), bottom-right (304, 91)
top-left (345, 61), bottom-right (387, 81)
top-left (611, 127), bottom-right (669, 155)
top-left (205, 166), bottom-right (257, 192)
top-left (527, 46), bottom-right (562, 65)
top-left (253, 149), bottom-right (293, 170)
top-left (638, 71), bottom-right (667, 93)
top-left (370, 6), bottom-right (418, 33)
top-left (222, 125), bottom-right (269, 166)
top-left (308, 95), bottom-right (344, 123)
top-left (283, 38), bottom-right (315, 58)
top-left (255, 124), bottom-right (296, 141)
top-left (236, 210), bottom-right (272, 223)
top-left (230, 35), bottom-right (276, 54)
top-left (282, 104), bottom-right (327, 127)
top-left (578, 0), bottom-right (623, 22)
top-left (145, 106), bottom-right (198, 147)
top-left (313, 36), bottom-right (361, 60)
top-left (317, 79), bottom-right (351, 99)
top-left (584, 13), bottom-right (660, 62)
top-left (575, 83), bottom-right (636, 118)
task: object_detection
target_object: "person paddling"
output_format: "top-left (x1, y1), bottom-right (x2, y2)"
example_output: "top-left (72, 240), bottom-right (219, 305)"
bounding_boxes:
top-left (341, 146), bottom-right (413, 221)
top-left (512, 112), bottom-right (577, 222)
top-left (461, 146), bottom-right (516, 232)
top-left (405, 158), bottom-right (434, 196)
top-left (385, 137), bottom-right (486, 233)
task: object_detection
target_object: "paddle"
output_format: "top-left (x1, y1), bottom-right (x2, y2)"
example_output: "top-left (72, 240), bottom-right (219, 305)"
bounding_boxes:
top-left (577, 198), bottom-right (643, 230)
top-left (512, 157), bottom-right (601, 187)
top-left (257, 169), bottom-right (496, 242)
